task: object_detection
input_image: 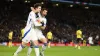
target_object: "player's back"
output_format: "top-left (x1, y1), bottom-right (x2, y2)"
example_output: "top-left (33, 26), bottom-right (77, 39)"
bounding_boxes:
top-left (8, 31), bottom-right (13, 39)
top-left (76, 30), bottom-right (82, 38)
top-left (47, 32), bottom-right (52, 39)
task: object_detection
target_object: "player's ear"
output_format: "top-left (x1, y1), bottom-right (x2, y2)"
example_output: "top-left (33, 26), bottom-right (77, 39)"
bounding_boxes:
top-left (30, 7), bottom-right (34, 11)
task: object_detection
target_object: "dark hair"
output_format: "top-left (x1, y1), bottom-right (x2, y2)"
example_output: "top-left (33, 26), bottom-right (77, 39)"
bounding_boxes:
top-left (33, 3), bottom-right (42, 9)
top-left (41, 8), bottom-right (48, 11)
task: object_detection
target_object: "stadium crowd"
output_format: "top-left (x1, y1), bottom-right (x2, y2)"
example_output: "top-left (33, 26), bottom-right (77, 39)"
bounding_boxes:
top-left (0, 2), bottom-right (100, 45)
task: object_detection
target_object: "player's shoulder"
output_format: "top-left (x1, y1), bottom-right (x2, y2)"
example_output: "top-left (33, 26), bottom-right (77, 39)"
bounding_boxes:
top-left (48, 32), bottom-right (52, 34)
top-left (42, 17), bottom-right (47, 21)
top-left (29, 11), bottom-right (35, 15)
top-left (43, 17), bottom-right (47, 20)
top-left (77, 30), bottom-right (81, 32)
top-left (76, 30), bottom-right (79, 32)
top-left (38, 13), bottom-right (41, 17)
top-left (47, 32), bottom-right (50, 34)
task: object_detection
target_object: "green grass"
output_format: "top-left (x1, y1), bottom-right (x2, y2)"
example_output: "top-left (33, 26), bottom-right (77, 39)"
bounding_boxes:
top-left (0, 46), bottom-right (100, 56)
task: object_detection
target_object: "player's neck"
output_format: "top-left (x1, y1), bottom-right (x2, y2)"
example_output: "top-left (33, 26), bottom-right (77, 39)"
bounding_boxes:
top-left (32, 10), bottom-right (37, 13)
top-left (41, 13), bottom-right (45, 17)
top-left (41, 15), bottom-right (45, 17)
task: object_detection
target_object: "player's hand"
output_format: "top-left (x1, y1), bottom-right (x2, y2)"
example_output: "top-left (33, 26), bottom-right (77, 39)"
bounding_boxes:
top-left (40, 26), bottom-right (46, 30)
top-left (37, 19), bottom-right (41, 23)
top-left (41, 21), bottom-right (44, 26)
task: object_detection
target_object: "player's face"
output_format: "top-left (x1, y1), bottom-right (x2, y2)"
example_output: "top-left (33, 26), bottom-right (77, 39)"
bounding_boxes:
top-left (36, 6), bottom-right (41, 13)
top-left (42, 10), bottom-right (48, 16)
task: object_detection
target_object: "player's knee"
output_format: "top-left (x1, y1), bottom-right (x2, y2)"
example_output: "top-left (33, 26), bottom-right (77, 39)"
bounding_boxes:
top-left (21, 44), bottom-right (25, 48)
top-left (21, 42), bottom-right (27, 48)
top-left (30, 42), bottom-right (34, 46)
top-left (44, 43), bottom-right (47, 46)
top-left (30, 45), bottom-right (34, 48)
top-left (41, 38), bottom-right (47, 43)
top-left (30, 43), bottom-right (34, 48)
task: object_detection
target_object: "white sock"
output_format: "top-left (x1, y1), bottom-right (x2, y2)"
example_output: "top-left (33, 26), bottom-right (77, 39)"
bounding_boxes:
top-left (14, 45), bottom-right (24, 54)
top-left (27, 47), bottom-right (32, 56)
top-left (34, 47), bottom-right (39, 56)
top-left (41, 45), bottom-right (46, 52)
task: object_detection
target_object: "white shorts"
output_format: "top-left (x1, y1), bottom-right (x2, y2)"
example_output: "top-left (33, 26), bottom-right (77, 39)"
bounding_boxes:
top-left (89, 41), bottom-right (93, 44)
top-left (34, 29), bottom-right (45, 40)
top-left (22, 27), bottom-right (38, 43)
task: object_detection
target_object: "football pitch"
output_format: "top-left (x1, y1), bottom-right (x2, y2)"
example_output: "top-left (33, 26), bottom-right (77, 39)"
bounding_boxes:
top-left (0, 46), bottom-right (100, 56)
